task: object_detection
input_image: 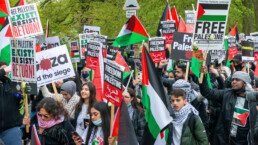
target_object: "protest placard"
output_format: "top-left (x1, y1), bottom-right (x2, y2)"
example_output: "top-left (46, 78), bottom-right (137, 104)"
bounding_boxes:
top-left (84, 26), bottom-right (100, 34)
top-left (36, 45), bottom-right (75, 87)
top-left (161, 20), bottom-right (176, 44)
top-left (149, 37), bottom-right (166, 63)
top-left (69, 41), bottom-right (80, 63)
top-left (193, 0), bottom-right (231, 50)
top-left (45, 36), bottom-right (60, 49)
top-left (94, 34), bottom-right (108, 58)
top-left (86, 41), bottom-right (102, 70)
top-left (254, 42), bottom-right (258, 61)
top-left (171, 32), bottom-right (193, 61)
top-left (227, 37), bottom-right (238, 60)
top-left (185, 10), bottom-right (195, 33)
top-left (107, 45), bottom-right (125, 60)
top-left (79, 33), bottom-right (94, 59)
top-left (104, 59), bottom-right (124, 106)
top-left (209, 50), bottom-right (225, 63)
top-left (10, 4), bottom-right (44, 38)
top-left (11, 38), bottom-right (36, 83)
top-left (241, 41), bottom-right (254, 62)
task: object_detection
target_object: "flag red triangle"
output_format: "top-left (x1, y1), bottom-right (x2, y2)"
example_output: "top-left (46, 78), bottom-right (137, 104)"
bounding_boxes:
top-left (229, 24), bottom-right (237, 36)
top-left (171, 6), bottom-right (179, 27)
top-left (197, 4), bottom-right (205, 20)
top-left (177, 17), bottom-right (187, 33)
top-left (71, 51), bottom-right (74, 58)
top-left (5, 25), bottom-right (12, 37)
top-left (255, 62), bottom-right (258, 77)
top-left (166, 5), bottom-right (172, 21)
top-left (237, 112), bottom-right (249, 126)
top-left (92, 52), bottom-right (104, 101)
top-left (115, 52), bottom-right (130, 72)
top-left (36, 44), bottom-right (41, 52)
top-left (126, 15), bottom-right (149, 38)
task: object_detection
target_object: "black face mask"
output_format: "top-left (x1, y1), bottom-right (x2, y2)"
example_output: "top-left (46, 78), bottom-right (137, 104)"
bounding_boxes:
top-left (234, 63), bottom-right (243, 71)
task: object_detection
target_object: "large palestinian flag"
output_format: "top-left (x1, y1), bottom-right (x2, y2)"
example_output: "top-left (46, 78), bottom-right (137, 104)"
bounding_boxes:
top-left (197, 3), bottom-right (229, 21)
top-left (112, 15), bottom-right (149, 47)
top-left (0, 0), bottom-right (9, 17)
top-left (141, 45), bottom-right (173, 144)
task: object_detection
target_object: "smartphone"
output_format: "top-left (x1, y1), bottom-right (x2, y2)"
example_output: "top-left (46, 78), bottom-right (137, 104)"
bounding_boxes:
top-left (83, 118), bottom-right (90, 128)
top-left (71, 131), bottom-right (83, 142)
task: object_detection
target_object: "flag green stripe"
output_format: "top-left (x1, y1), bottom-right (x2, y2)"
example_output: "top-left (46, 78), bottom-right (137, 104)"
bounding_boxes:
top-left (0, 44), bottom-right (11, 65)
top-left (112, 32), bottom-right (149, 47)
top-left (235, 107), bottom-right (249, 114)
top-left (142, 85), bottom-right (161, 138)
top-left (123, 71), bottom-right (131, 80)
top-left (0, 11), bottom-right (8, 17)
top-left (198, 15), bottom-right (227, 21)
top-left (165, 128), bottom-right (169, 143)
top-left (191, 57), bottom-right (201, 77)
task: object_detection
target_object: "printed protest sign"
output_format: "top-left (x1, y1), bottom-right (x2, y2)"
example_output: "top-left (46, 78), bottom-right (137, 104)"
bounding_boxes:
top-left (254, 42), bottom-right (258, 61)
top-left (94, 34), bottom-right (108, 58)
top-left (104, 59), bottom-right (124, 106)
top-left (149, 37), bottom-right (166, 63)
top-left (107, 45), bottom-right (125, 60)
top-left (45, 36), bottom-right (60, 49)
top-left (36, 45), bottom-right (75, 87)
top-left (12, 82), bottom-right (37, 95)
top-left (69, 41), bottom-right (80, 63)
top-left (86, 41), bottom-right (102, 70)
top-left (209, 50), bottom-right (225, 63)
top-left (10, 4), bottom-right (44, 38)
top-left (246, 36), bottom-right (258, 42)
top-left (241, 41), bottom-right (254, 62)
top-left (171, 32), bottom-right (193, 61)
top-left (83, 26), bottom-right (100, 34)
top-left (161, 20), bottom-right (176, 44)
top-left (193, 0), bottom-right (231, 50)
top-left (227, 37), bottom-right (237, 60)
top-left (11, 38), bottom-right (36, 83)
top-left (185, 11), bottom-right (195, 33)
top-left (79, 33), bottom-right (94, 59)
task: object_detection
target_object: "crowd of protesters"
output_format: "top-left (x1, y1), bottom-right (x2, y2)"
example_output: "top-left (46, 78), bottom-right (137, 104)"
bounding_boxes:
top-left (1, 51), bottom-right (258, 145)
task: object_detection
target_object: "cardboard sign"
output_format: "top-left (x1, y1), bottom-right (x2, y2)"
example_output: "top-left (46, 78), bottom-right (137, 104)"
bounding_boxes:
top-left (241, 41), bottom-right (254, 62)
top-left (104, 59), bottom-right (124, 106)
top-left (227, 37), bottom-right (237, 60)
top-left (12, 82), bottom-right (37, 95)
top-left (94, 34), bottom-right (108, 58)
top-left (11, 38), bottom-right (36, 83)
top-left (79, 33), bottom-right (94, 59)
top-left (193, 0), bottom-right (231, 50)
top-left (10, 4), bottom-right (44, 38)
top-left (36, 45), bottom-right (75, 87)
top-left (185, 11), bottom-right (195, 24)
top-left (161, 21), bottom-right (176, 44)
top-left (107, 45), bottom-right (125, 60)
top-left (83, 26), bottom-right (100, 34)
top-left (171, 32), bottom-right (193, 61)
top-left (149, 37), bottom-right (166, 63)
top-left (86, 41), bottom-right (102, 70)
top-left (254, 42), bottom-right (258, 61)
top-left (45, 36), bottom-right (60, 49)
top-left (246, 36), bottom-right (258, 42)
top-left (69, 41), bottom-right (80, 63)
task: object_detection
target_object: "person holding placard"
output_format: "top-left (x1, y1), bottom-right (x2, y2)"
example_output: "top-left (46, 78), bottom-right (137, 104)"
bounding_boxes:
top-left (0, 61), bottom-right (23, 145)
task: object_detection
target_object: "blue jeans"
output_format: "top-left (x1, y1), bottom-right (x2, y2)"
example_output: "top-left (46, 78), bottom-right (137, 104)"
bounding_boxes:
top-left (0, 126), bottom-right (22, 145)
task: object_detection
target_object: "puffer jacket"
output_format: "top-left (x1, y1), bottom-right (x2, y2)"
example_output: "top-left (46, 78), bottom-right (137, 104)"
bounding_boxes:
top-left (167, 113), bottom-right (209, 145)
top-left (199, 76), bottom-right (249, 145)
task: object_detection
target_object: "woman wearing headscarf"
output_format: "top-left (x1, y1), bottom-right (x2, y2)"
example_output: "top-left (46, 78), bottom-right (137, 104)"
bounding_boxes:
top-left (40, 81), bottom-right (80, 119)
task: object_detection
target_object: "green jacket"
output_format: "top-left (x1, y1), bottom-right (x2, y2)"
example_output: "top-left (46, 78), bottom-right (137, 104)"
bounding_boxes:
top-left (167, 113), bottom-right (209, 145)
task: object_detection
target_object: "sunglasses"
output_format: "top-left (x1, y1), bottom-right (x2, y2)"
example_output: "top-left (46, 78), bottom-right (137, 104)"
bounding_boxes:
top-left (37, 112), bottom-right (50, 119)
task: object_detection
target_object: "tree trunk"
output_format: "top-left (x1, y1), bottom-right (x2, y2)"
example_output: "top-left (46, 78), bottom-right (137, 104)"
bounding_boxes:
top-left (242, 0), bottom-right (254, 35)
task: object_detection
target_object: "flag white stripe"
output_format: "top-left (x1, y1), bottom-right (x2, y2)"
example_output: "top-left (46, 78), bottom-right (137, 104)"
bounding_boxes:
top-left (148, 82), bottom-right (173, 129)
top-left (117, 24), bottom-right (132, 37)
top-left (0, 22), bottom-right (10, 55)
top-left (203, 9), bottom-right (228, 16)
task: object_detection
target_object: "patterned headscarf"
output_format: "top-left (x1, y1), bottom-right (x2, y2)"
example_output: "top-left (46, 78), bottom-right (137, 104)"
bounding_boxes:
top-left (172, 103), bottom-right (199, 125)
top-left (173, 79), bottom-right (195, 103)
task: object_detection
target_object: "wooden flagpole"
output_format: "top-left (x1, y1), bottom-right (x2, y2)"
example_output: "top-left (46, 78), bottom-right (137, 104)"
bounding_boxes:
top-left (185, 62), bottom-right (190, 82)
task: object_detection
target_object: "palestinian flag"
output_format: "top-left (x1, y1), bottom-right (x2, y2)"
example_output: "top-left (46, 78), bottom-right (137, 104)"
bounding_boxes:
top-left (157, 2), bottom-right (172, 36)
top-left (115, 51), bottom-right (131, 80)
top-left (92, 46), bottom-right (104, 101)
top-left (112, 15), bottom-right (149, 47)
top-left (31, 125), bottom-right (41, 145)
top-left (177, 16), bottom-right (186, 33)
top-left (141, 45), bottom-right (173, 144)
top-left (197, 3), bottom-right (229, 21)
top-left (154, 128), bottom-right (169, 145)
top-left (0, 18), bottom-right (12, 65)
top-left (14, 0), bottom-right (27, 7)
top-left (191, 50), bottom-right (213, 88)
top-left (232, 107), bottom-right (249, 127)
top-left (171, 6), bottom-right (179, 27)
top-left (111, 100), bottom-right (138, 145)
top-left (0, 0), bottom-right (9, 17)
top-left (167, 59), bottom-right (175, 72)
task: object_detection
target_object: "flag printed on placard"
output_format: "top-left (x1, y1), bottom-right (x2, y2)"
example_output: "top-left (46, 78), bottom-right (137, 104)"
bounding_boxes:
top-left (112, 15), bottom-right (149, 47)
top-left (0, 0), bottom-right (10, 17)
top-left (14, 0), bottom-right (27, 7)
top-left (69, 41), bottom-right (80, 63)
top-left (194, 0), bottom-right (231, 50)
top-left (232, 107), bottom-right (249, 127)
top-left (141, 45), bottom-right (173, 142)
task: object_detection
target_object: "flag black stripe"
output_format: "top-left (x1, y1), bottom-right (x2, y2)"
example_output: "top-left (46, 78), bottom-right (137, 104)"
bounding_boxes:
top-left (200, 4), bottom-right (229, 10)
top-left (157, 3), bottom-right (169, 36)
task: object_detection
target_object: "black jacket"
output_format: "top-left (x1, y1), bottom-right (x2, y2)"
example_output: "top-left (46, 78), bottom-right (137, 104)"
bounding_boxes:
top-left (0, 69), bottom-right (22, 133)
top-left (254, 108), bottom-right (258, 144)
top-left (250, 102), bottom-right (258, 145)
top-left (200, 76), bottom-right (249, 145)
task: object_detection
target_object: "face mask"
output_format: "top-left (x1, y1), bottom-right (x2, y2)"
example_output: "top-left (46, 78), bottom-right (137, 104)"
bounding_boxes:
top-left (139, 83), bottom-right (142, 86)
top-left (82, 73), bottom-right (89, 79)
top-left (92, 118), bottom-right (102, 126)
top-left (127, 103), bottom-right (131, 107)
top-left (165, 73), bottom-right (168, 77)
top-left (246, 64), bottom-right (251, 69)
top-left (234, 63), bottom-right (243, 71)
top-left (217, 69), bottom-right (220, 72)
